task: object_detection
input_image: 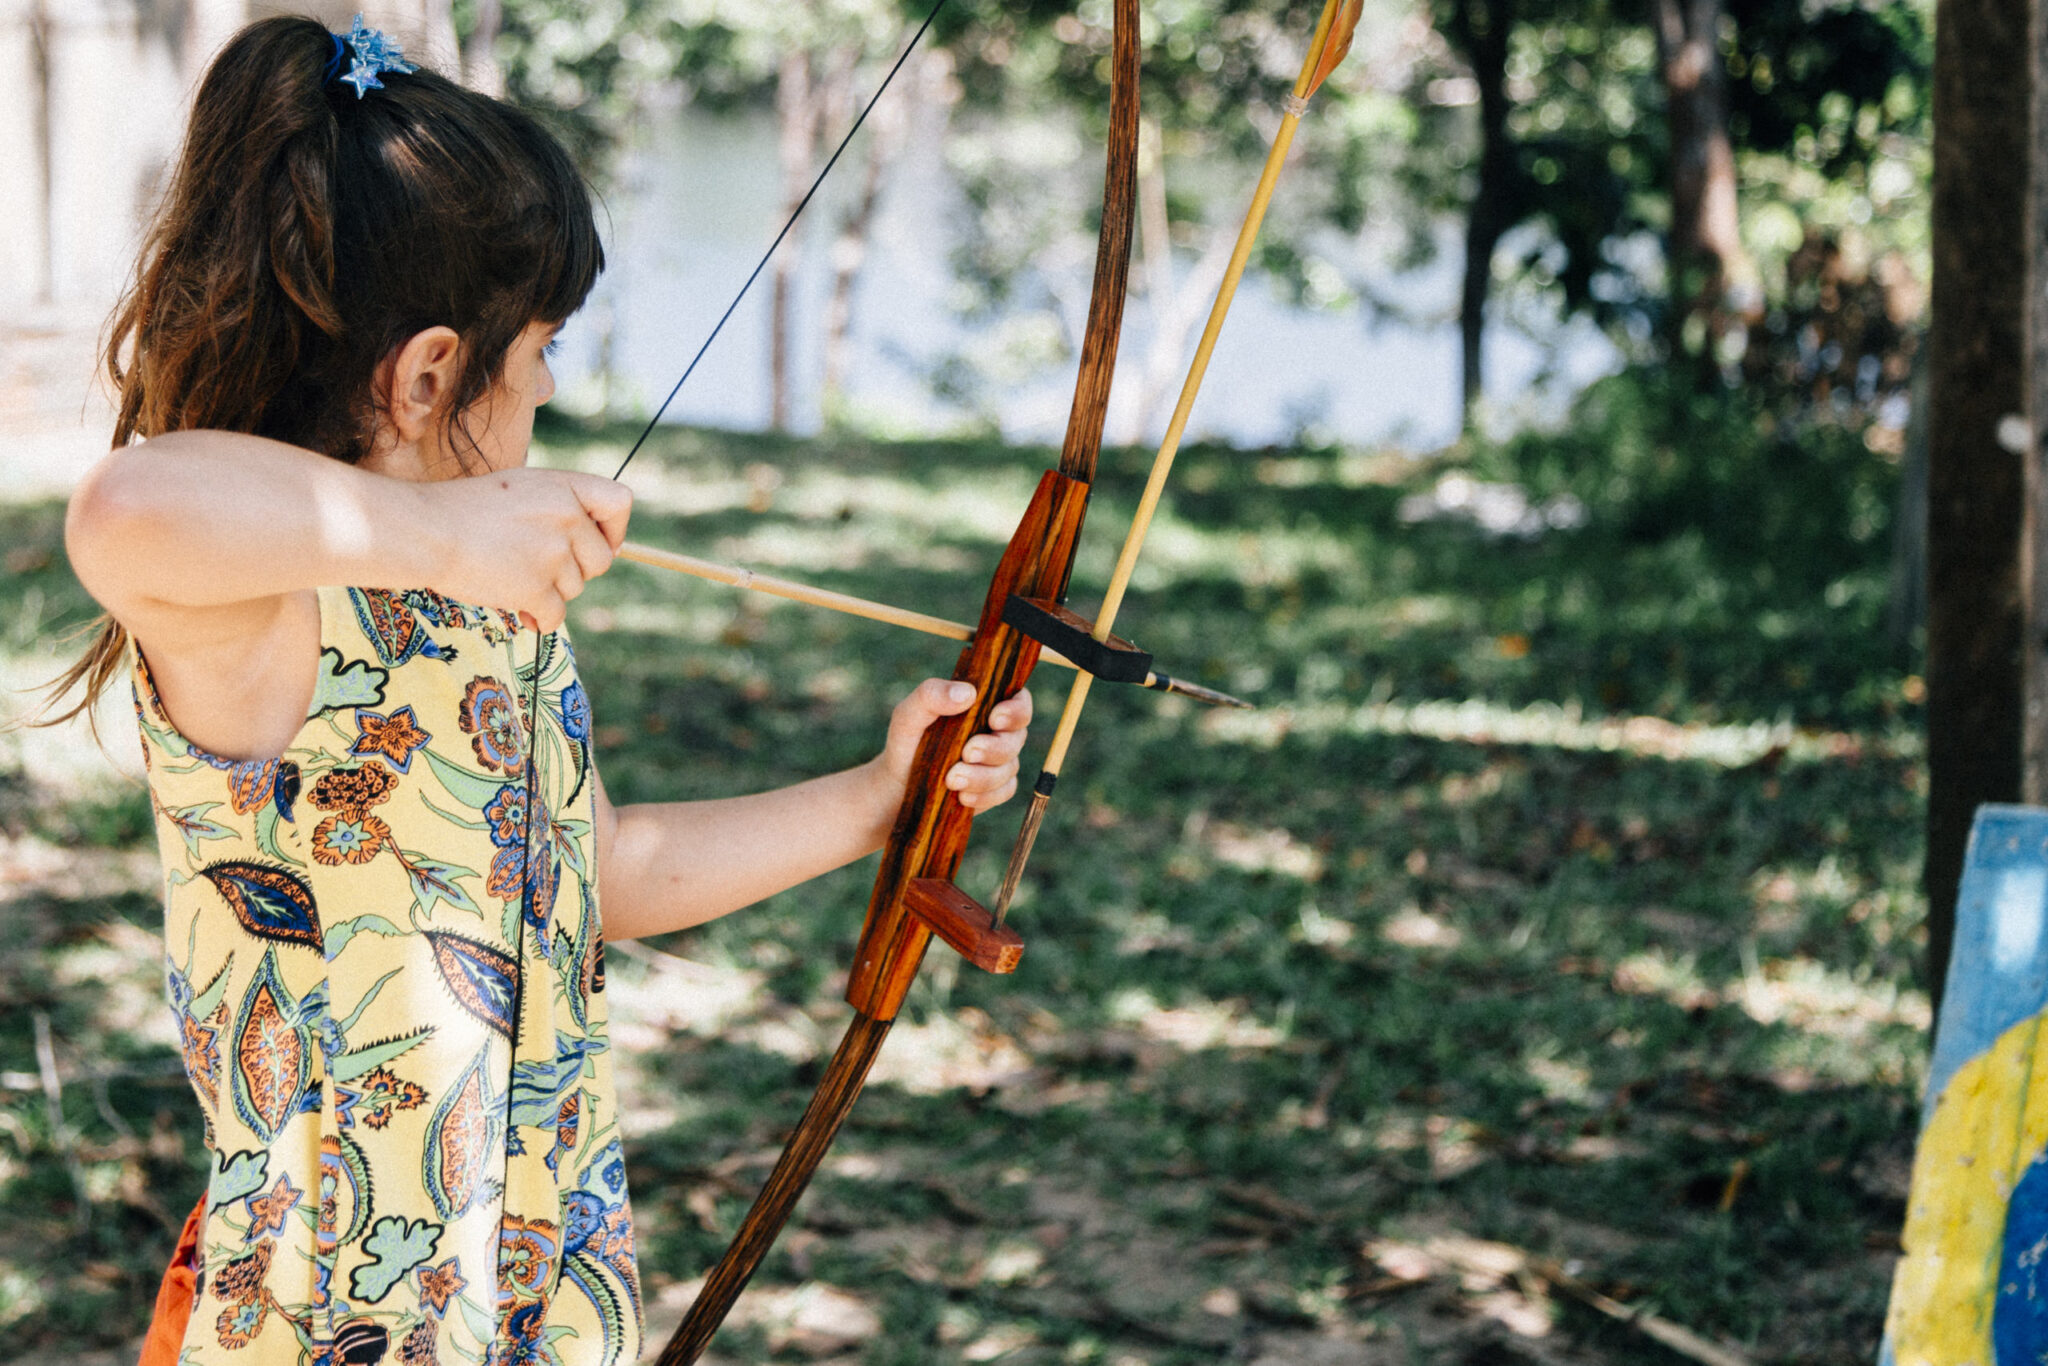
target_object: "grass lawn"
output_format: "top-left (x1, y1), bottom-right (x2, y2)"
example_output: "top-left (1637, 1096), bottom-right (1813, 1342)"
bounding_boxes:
top-left (0, 410), bottom-right (1924, 1364)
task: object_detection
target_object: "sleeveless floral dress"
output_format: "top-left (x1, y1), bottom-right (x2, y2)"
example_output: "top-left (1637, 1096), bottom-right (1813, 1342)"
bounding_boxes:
top-left (136, 586), bottom-right (643, 1366)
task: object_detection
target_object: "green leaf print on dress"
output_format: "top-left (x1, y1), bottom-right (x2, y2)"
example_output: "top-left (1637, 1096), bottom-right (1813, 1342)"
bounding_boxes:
top-left (309, 646), bottom-right (389, 714)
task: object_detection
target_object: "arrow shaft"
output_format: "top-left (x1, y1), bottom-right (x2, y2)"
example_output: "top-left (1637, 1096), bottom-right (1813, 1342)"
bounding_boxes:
top-left (618, 540), bottom-right (972, 641)
top-left (615, 540), bottom-right (1248, 707)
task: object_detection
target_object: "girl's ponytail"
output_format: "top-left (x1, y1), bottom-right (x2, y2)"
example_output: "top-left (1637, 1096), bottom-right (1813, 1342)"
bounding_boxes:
top-left (34, 14), bottom-right (603, 733)
top-left (109, 17), bottom-right (346, 448)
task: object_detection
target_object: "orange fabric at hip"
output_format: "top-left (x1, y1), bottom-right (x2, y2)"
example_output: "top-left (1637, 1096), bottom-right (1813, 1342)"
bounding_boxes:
top-left (137, 1196), bottom-right (204, 1366)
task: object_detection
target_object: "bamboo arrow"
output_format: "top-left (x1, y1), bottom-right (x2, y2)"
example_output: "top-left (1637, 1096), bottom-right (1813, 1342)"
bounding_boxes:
top-left (991, 0), bottom-right (1365, 921)
top-left (614, 540), bottom-right (1250, 707)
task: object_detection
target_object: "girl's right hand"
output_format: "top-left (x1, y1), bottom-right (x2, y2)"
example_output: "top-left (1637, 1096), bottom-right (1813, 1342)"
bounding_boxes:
top-left (425, 469), bottom-right (632, 632)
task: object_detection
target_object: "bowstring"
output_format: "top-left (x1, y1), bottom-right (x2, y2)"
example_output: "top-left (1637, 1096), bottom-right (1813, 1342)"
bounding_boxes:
top-left (612, 0), bottom-right (953, 482)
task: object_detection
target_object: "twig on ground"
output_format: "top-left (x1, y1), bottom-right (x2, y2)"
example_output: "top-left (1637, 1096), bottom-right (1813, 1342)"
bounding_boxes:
top-left (34, 1010), bottom-right (91, 1236)
top-left (1529, 1257), bottom-right (1756, 1366)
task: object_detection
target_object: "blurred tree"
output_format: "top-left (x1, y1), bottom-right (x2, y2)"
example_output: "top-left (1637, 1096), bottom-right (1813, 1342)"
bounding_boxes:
top-left (459, 0), bottom-right (921, 430)
top-left (1920, 0), bottom-right (2027, 1013)
top-left (1653, 0), bottom-right (1749, 364)
top-left (928, 0), bottom-right (1418, 438)
top-left (1724, 0), bottom-right (1928, 410)
top-left (1425, 0), bottom-right (1658, 423)
top-left (1414, 0), bottom-right (1925, 414)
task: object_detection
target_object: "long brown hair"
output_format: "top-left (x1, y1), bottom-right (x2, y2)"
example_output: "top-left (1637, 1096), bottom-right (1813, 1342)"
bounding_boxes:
top-left (37, 14), bottom-right (603, 729)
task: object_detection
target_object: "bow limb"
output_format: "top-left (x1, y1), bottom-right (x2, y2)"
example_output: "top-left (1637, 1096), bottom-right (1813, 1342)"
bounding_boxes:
top-left (654, 2), bottom-right (1141, 1357)
top-left (991, 0), bottom-right (1366, 918)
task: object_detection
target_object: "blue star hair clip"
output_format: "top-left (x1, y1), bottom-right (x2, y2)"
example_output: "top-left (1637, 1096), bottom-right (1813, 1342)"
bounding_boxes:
top-left (329, 14), bottom-right (418, 99)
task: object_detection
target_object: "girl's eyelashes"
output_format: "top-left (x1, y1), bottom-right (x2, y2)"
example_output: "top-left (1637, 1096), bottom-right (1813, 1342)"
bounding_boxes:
top-left (543, 338), bottom-right (563, 358)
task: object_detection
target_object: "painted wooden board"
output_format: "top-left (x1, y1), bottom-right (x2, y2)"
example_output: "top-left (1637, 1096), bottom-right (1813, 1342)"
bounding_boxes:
top-left (1885, 805), bottom-right (2048, 1365)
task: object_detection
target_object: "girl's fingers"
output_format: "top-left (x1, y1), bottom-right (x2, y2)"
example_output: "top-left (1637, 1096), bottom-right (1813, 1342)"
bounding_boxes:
top-left (951, 771), bottom-right (1019, 810)
top-left (567, 516), bottom-right (616, 585)
top-left (985, 689), bottom-right (1033, 732)
top-left (570, 473), bottom-right (634, 550)
top-left (878, 679), bottom-right (975, 780)
top-left (555, 566), bottom-right (586, 609)
top-left (527, 591), bottom-right (567, 635)
top-left (959, 725), bottom-right (1027, 765)
top-left (879, 681), bottom-right (1033, 810)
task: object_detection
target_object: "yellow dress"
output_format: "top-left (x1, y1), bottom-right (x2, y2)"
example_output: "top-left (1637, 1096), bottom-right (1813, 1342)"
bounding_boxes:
top-left (137, 586), bottom-right (642, 1366)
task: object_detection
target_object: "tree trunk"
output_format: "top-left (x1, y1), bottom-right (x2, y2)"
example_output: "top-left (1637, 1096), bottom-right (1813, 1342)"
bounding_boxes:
top-left (29, 0), bottom-right (51, 306)
top-left (1924, 0), bottom-right (2030, 1012)
top-left (2029, 0), bottom-right (2048, 807)
top-left (1653, 0), bottom-right (1749, 361)
top-left (1887, 352), bottom-right (1928, 651)
top-left (461, 0), bottom-right (503, 97)
top-left (821, 68), bottom-right (907, 424)
top-left (1117, 114), bottom-right (1237, 446)
top-left (419, 0), bottom-right (458, 74)
top-left (770, 50), bottom-right (821, 432)
top-left (1449, 0), bottom-right (1514, 426)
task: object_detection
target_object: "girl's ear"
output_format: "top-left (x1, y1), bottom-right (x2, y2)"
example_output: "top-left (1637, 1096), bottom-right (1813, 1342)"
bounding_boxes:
top-left (384, 326), bottom-right (464, 445)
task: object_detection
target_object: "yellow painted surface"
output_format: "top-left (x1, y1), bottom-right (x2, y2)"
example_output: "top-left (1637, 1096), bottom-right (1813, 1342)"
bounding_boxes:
top-left (1886, 1010), bottom-right (2048, 1365)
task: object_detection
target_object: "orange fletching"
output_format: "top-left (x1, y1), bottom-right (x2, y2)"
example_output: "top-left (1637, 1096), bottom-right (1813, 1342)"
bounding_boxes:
top-left (1306, 0), bottom-right (1364, 97)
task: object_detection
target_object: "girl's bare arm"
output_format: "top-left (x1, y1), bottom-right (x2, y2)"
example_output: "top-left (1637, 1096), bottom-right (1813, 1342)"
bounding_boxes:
top-left (68, 432), bottom-right (626, 629)
top-left (66, 431), bottom-right (627, 757)
top-left (592, 682), bottom-right (1032, 940)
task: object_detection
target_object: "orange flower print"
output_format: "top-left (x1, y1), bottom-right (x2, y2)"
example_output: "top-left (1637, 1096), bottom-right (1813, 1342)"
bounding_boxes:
top-left (213, 1240), bottom-right (274, 1303)
top-left (311, 813), bottom-right (391, 866)
top-left (243, 1172), bottom-right (302, 1241)
top-left (496, 1217), bottom-right (559, 1303)
top-left (350, 706), bottom-right (432, 773)
top-left (225, 759), bottom-right (280, 815)
top-left (217, 1296), bottom-right (269, 1348)
top-left (309, 763), bottom-right (397, 819)
top-left (355, 1065), bottom-right (428, 1129)
top-left (180, 1004), bottom-right (223, 1110)
top-left (415, 1256), bottom-right (468, 1316)
top-left (460, 677), bottom-right (525, 774)
top-left (599, 1203), bottom-right (635, 1265)
top-left (398, 1319), bottom-right (440, 1364)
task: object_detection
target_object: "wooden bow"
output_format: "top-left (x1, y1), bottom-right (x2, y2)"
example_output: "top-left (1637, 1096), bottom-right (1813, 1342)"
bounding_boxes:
top-left (653, 0), bottom-right (1143, 1356)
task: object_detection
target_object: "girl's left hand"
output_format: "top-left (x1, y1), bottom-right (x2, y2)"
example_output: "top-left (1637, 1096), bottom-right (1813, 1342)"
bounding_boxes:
top-left (876, 680), bottom-right (1033, 812)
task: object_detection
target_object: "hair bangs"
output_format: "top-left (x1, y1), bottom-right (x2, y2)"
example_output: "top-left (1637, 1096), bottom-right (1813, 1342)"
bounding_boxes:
top-left (518, 122), bottom-right (605, 327)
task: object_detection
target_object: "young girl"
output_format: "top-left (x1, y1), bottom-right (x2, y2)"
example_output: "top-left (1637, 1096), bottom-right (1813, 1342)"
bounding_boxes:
top-left (55, 16), bottom-right (1030, 1365)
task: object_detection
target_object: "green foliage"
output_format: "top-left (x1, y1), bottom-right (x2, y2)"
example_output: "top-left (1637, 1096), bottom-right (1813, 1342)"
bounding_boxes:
top-left (1478, 369), bottom-right (1894, 576)
top-left (1725, 0), bottom-right (1930, 175)
top-left (1465, 368), bottom-right (1904, 721)
top-left (467, 0), bottom-right (929, 169)
top-left (1494, 7), bottom-right (1664, 323)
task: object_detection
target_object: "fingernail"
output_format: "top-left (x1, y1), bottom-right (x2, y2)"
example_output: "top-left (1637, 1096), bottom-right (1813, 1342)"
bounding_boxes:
top-left (947, 767), bottom-right (966, 788)
top-left (964, 744), bottom-right (981, 763)
top-left (950, 683), bottom-right (973, 704)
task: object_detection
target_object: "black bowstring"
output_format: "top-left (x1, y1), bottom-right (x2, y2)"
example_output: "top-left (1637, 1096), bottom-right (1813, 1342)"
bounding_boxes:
top-left (612, 0), bottom-right (953, 482)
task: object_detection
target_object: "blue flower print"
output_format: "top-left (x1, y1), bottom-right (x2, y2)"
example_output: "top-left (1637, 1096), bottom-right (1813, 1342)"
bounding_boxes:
top-left (562, 1190), bottom-right (605, 1256)
top-left (560, 681), bottom-right (592, 744)
top-left (484, 784), bottom-right (528, 849)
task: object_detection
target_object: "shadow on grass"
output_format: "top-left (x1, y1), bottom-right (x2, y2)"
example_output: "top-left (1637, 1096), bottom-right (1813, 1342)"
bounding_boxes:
top-left (0, 413), bottom-right (1920, 1363)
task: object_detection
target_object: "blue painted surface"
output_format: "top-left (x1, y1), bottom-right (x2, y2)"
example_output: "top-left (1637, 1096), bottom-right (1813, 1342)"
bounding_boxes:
top-left (1995, 1152), bottom-right (2048, 1364)
top-left (1925, 806), bottom-right (2048, 1123)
